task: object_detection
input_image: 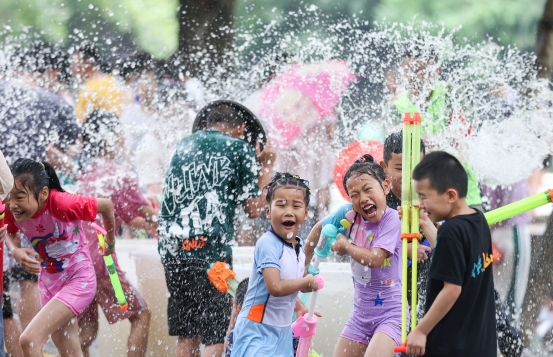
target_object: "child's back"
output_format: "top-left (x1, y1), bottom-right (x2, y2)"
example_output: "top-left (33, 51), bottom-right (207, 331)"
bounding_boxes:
top-left (425, 210), bottom-right (495, 355)
top-left (158, 128), bottom-right (259, 263)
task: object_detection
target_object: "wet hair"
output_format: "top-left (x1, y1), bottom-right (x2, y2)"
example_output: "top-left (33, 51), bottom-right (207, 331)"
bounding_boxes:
top-left (235, 278), bottom-right (249, 307)
top-left (343, 154), bottom-right (387, 194)
top-left (265, 172), bottom-right (311, 206)
top-left (412, 151), bottom-right (467, 198)
top-left (72, 43), bottom-right (110, 73)
top-left (119, 51), bottom-right (155, 80)
top-left (403, 41), bottom-right (438, 62)
top-left (82, 110), bottom-right (121, 160)
top-left (24, 42), bottom-right (71, 82)
top-left (383, 131), bottom-right (426, 163)
top-left (10, 159), bottom-right (65, 200)
top-left (205, 104), bottom-right (248, 128)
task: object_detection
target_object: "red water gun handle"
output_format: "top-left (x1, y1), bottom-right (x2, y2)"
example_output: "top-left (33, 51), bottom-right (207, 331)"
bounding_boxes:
top-left (394, 343), bottom-right (407, 353)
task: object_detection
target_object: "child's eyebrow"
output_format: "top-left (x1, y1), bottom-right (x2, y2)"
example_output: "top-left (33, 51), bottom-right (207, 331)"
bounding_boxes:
top-left (274, 199), bottom-right (287, 204)
top-left (292, 199), bottom-right (304, 205)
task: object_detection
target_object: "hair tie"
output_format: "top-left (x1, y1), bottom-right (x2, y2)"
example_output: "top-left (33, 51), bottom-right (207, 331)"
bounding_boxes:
top-left (357, 156), bottom-right (366, 163)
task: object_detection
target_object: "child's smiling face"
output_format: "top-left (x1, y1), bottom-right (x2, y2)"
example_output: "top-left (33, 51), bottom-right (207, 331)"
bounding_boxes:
top-left (266, 187), bottom-right (308, 241)
top-left (346, 174), bottom-right (390, 223)
top-left (7, 179), bottom-right (48, 222)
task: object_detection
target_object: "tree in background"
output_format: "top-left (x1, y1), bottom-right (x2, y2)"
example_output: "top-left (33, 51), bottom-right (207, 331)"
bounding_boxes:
top-left (176, 0), bottom-right (236, 77)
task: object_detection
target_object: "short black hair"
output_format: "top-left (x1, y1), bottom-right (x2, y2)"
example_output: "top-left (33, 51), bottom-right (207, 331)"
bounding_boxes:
top-left (119, 51), bottom-right (155, 80)
top-left (235, 278), bottom-right (249, 306)
top-left (72, 43), bottom-right (110, 72)
top-left (383, 131), bottom-right (426, 163)
top-left (412, 151), bottom-right (467, 198)
top-left (206, 104), bottom-right (248, 128)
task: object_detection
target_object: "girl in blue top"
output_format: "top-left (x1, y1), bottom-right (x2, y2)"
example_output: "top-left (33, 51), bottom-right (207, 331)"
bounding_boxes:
top-left (231, 173), bottom-right (320, 357)
top-left (305, 155), bottom-right (404, 357)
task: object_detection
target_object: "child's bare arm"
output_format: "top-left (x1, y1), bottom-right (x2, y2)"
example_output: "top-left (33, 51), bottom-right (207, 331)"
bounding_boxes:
top-left (5, 231), bottom-right (20, 251)
top-left (262, 268), bottom-right (318, 297)
top-left (224, 304), bottom-right (241, 351)
top-left (304, 222), bottom-right (323, 272)
top-left (331, 234), bottom-right (388, 268)
top-left (243, 140), bottom-right (277, 219)
top-left (97, 198), bottom-right (116, 254)
top-left (416, 204), bottom-right (438, 247)
top-left (406, 282), bottom-right (462, 356)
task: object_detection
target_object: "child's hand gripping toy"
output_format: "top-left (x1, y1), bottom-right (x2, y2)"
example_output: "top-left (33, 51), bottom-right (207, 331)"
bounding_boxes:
top-left (292, 274), bottom-right (325, 357)
top-left (91, 223), bottom-right (128, 310)
top-left (293, 211), bottom-right (354, 357)
top-left (308, 210), bottom-right (355, 276)
top-left (207, 261), bottom-right (239, 296)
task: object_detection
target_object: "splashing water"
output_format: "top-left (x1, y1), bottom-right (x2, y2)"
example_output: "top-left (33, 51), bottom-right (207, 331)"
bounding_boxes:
top-left (1, 13), bottom-right (552, 185)
top-left (196, 13), bottom-right (553, 186)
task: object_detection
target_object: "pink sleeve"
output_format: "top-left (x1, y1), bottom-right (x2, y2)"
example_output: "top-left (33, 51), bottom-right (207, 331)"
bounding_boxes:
top-left (114, 174), bottom-right (149, 224)
top-left (372, 208), bottom-right (401, 255)
top-left (4, 210), bottom-right (19, 234)
top-left (49, 190), bottom-right (98, 222)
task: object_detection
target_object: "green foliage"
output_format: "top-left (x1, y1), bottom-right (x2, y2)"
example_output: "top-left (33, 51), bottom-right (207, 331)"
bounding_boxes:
top-left (374, 0), bottom-right (544, 51)
top-left (0, 0), bottom-right (546, 57)
top-left (0, 0), bottom-right (178, 58)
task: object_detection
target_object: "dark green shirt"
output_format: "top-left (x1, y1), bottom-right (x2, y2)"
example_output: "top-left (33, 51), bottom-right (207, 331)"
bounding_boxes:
top-left (158, 129), bottom-right (260, 262)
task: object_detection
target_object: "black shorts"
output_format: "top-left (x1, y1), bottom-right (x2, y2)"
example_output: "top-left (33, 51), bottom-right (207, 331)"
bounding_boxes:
top-left (162, 258), bottom-right (232, 345)
top-left (3, 272), bottom-right (13, 319)
top-left (10, 265), bottom-right (38, 282)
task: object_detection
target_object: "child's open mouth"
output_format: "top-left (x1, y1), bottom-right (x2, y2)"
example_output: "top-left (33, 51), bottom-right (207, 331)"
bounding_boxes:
top-left (282, 220), bottom-right (295, 228)
top-left (12, 210), bottom-right (25, 218)
top-left (362, 204), bottom-right (378, 218)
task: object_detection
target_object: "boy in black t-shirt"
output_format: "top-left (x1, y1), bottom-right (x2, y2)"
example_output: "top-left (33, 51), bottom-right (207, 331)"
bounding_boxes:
top-left (405, 151), bottom-right (496, 357)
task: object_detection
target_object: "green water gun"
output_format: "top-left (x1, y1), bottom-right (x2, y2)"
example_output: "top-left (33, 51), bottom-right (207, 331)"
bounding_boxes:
top-left (91, 223), bottom-right (128, 310)
top-left (485, 189), bottom-right (553, 225)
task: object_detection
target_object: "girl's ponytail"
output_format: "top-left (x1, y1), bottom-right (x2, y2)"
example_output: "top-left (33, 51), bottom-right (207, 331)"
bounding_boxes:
top-left (41, 162), bottom-right (65, 193)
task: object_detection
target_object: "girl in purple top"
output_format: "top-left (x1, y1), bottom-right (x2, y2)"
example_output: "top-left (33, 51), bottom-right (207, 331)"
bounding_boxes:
top-left (306, 154), bottom-right (404, 357)
top-left (4, 159), bottom-right (116, 357)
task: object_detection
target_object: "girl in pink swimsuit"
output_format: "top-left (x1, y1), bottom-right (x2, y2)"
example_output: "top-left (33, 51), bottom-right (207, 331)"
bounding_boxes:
top-left (4, 159), bottom-right (116, 357)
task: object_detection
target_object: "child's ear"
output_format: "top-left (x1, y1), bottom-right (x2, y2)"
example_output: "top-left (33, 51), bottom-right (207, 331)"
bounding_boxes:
top-left (379, 160), bottom-right (388, 172)
top-left (446, 188), bottom-right (458, 202)
top-left (382, 176), bottom-right (391, 195)
top-left (265, 204), bottom-right (271, 220)
top-left (39, 186), bottom-right (49, 203)
top-left (304, 206), bottom-right (309, 222)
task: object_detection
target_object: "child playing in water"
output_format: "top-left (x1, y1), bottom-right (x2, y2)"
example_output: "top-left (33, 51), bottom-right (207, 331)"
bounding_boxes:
top-left (158, 101), bottom-right (275, 357)
top-left (4, 159), bottom-right (116, 357)
top-left (231, 173), bottom-right (319, 357)
top-left (405, 151), bottom-right (496, 356)
top-left (77, 110), bottom-right (157, 357)
top-left (305, 154), bottom-right (403, 357)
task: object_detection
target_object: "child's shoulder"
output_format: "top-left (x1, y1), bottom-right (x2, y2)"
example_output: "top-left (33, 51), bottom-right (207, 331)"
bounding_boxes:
top-left (445, 210), bottom-right (486, 230)
top-left (382, 206), bottom-right (400, 225)
top-left (256, 231), bottom-right (282, 247)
